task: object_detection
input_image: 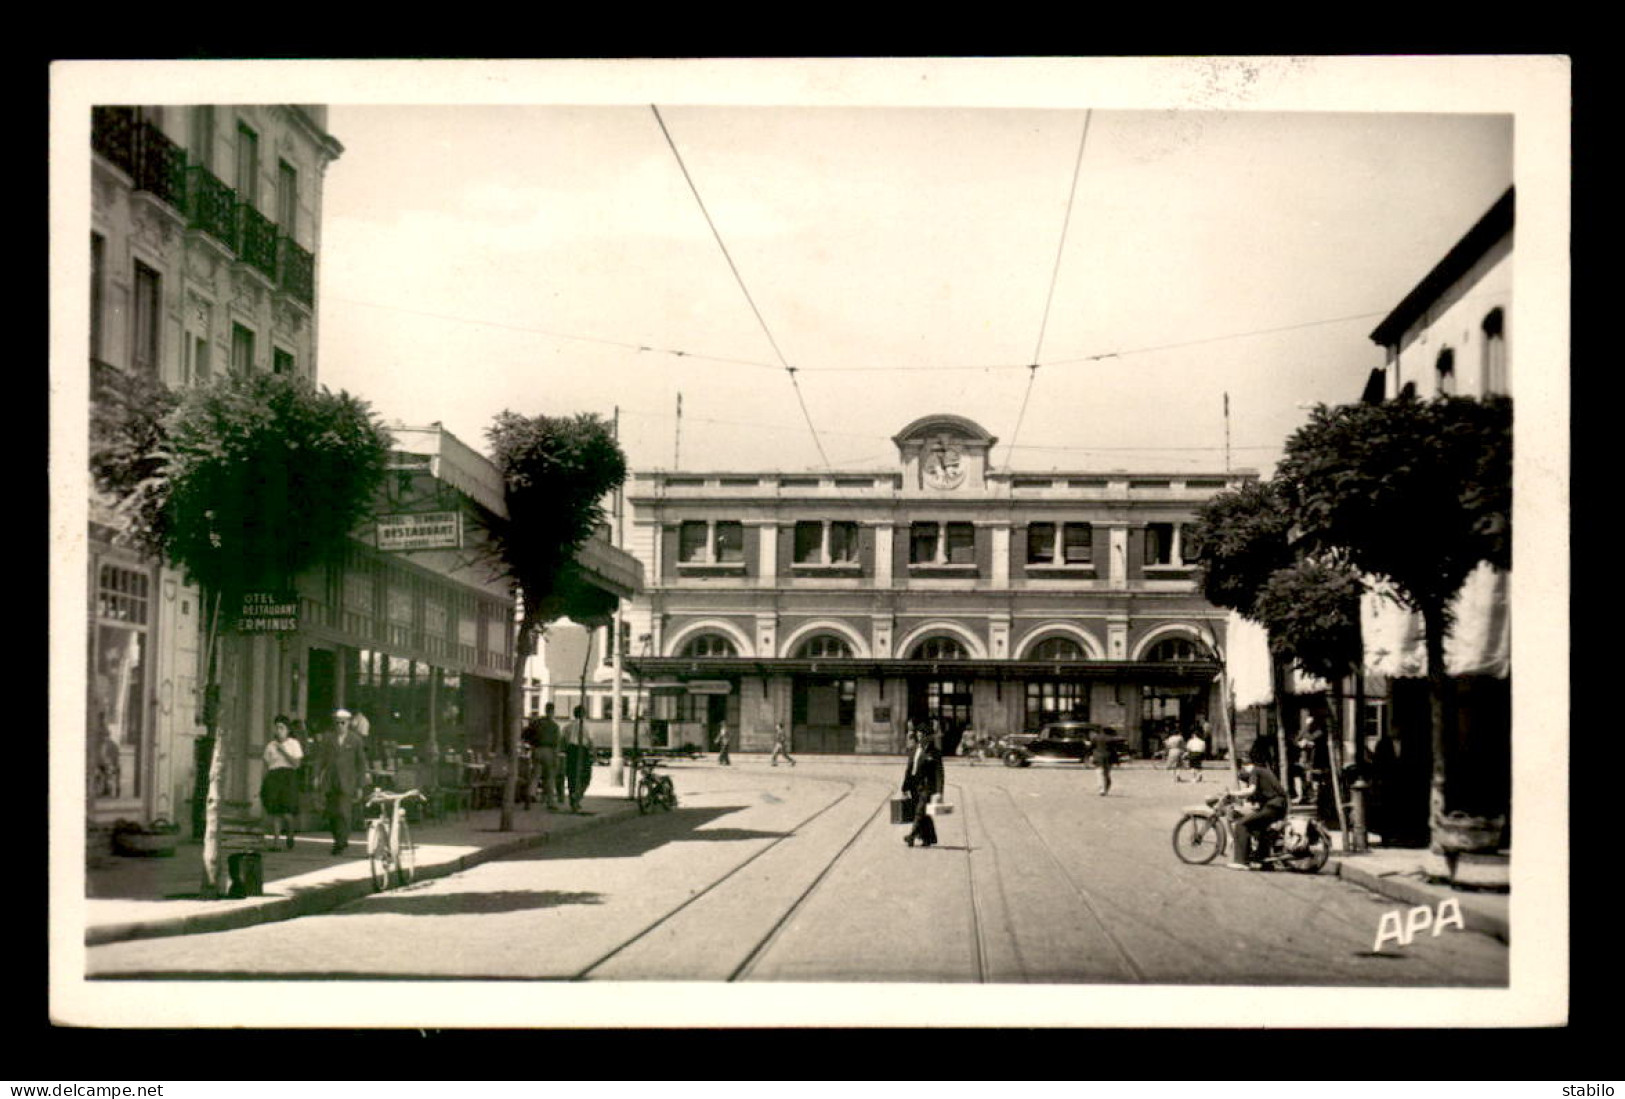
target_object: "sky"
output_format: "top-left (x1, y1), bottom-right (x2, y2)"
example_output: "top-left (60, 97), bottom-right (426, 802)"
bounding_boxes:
top-left (304, 64), bottom-right (1531, 481)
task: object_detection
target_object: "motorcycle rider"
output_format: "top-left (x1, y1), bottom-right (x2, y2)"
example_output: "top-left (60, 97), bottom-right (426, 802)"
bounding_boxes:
top-left (1227, 758), bottom-right (1289, 870)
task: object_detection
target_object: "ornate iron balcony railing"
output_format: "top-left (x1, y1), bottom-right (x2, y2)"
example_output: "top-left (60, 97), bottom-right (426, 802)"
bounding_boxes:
top-left (278, 236), bottom-right (315, 306)
top-left (133, 121), bottom-right (186, 209)
top-left (185, 166), bottom-right (237, 249)
top-left (235, 202), bottom-right (279, 280)
top-left (91, 107), bottom-right (139, 177)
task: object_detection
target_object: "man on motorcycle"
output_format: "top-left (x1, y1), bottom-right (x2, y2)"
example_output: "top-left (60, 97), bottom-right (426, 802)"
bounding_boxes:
top-left (1228, 758), bottom-right (1289, 870)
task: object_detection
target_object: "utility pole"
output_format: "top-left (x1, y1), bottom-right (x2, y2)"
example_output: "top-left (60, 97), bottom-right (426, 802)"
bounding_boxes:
top-left (673, 391), bottom-right (682, 471)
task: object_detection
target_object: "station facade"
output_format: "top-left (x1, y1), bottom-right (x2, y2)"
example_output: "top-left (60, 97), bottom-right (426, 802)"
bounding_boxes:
top-left (624, 414), bottom-right (1256, 756)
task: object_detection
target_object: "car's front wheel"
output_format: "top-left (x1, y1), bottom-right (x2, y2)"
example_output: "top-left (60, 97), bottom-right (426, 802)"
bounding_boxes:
top-left (1002, 749), bottom-right (1028, 768)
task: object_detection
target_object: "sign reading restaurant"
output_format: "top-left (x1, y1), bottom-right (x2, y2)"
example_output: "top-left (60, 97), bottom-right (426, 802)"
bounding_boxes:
top-left (235, 591), bottom-right (299, 633)
top-left (377, 511), bottom-right (463, 552)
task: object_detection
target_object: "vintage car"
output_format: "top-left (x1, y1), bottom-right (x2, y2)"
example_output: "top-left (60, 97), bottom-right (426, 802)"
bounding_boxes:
top-left (1001, 721), bottom-right (1129, 768)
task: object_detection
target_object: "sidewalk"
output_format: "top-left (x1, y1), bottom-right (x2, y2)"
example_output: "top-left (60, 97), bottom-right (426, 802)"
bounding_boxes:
top-left (1329, 846), bottom-right (1510, 944)
top-left (84, 785), bottom-right (643, 947)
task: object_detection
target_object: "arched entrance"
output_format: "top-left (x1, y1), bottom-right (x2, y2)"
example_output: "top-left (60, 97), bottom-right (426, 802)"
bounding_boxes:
top-left (906, 635), bottom-right (973, 754)
top-left (791, 634), bottom-right (857, 754)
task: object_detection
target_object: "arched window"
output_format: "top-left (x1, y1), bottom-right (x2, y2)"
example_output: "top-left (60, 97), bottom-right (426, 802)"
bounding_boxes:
top-left (797, 635), bottom-right (852, 659)
top-left (682, 634), bottom-right (737, 658)
top-left (1481, 308), bottom-right (1507, 395)
top-left (1435, 347), bottom-right (1456, 396)
top-left (1145, 637), bottom-right (1209, 663)
top-left (1030, 637), bottom-right (1084, 661)
top-left (911, 636), bottom-right (967, 660)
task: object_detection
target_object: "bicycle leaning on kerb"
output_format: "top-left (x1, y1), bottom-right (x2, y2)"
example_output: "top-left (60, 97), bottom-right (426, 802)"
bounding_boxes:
top-left (633, 755), bottom-right (677, 814)
top-left (364, 787), bottom-right (427, 890)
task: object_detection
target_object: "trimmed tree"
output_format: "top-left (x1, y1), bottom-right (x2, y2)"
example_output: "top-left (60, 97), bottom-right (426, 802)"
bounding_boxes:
top-left (1276, 393), bottom-right (1512, 852)
top-left (91, 371), bottom-right (393, 895)
top-left (1255, 557), bottom-right (1366, 845)
top-left (482, 412), bottom-right (628, 833)
top-left (1188, 479), bottom-right (1299, 782)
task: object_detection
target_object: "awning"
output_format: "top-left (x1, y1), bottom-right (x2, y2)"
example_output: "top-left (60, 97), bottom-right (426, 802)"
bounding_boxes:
top-left (624, 656), bottom-right (1222, 683)
top-left (1362, 563), bottom-right (1510, 679)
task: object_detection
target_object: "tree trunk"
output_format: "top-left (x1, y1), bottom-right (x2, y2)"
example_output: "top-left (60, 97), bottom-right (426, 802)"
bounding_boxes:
top-left (198, 590), bottom-right (225, 897)
top-left (1269, 649), bottom-right (1292, 783)
top-left (1421, 601), bottom-right (1453, 847)
top-left (499, 614), bottom-right (537, 833)
top-left (1326, 677), bottom-right (1352, 850)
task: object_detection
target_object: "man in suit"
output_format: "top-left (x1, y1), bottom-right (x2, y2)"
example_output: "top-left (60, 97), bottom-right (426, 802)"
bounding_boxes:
top-left (315, 708), bottom-right (370, 854)
top-left (901, 725), bottom-right (945, 848)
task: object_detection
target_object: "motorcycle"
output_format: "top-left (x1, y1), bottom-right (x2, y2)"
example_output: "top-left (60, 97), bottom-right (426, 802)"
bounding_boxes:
top-left (1171, 788), bottom-right (1331, 873)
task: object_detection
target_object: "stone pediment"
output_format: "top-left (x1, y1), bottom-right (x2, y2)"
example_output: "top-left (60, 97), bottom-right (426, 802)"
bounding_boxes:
top-left (893, 414), bottom-right (998, 493)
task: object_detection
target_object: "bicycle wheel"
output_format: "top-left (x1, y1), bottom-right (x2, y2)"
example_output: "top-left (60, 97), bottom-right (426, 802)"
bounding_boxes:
top-left (367, 819), bottom-right (393, 889)
top-left (657, 776), bottom-right (677, 811)
top-left (636, 774), bottom-right (656, 814)
top-left (1172, 813), bottom-right (1225, 865)
top-left (394, 818), bottom-right (415, 887)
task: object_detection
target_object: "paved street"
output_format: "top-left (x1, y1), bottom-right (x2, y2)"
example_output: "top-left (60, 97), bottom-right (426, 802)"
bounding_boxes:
top-left (86, 759), bottom-right (1507, 986)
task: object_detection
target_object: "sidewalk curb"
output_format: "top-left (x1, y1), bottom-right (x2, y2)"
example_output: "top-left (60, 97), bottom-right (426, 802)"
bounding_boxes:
top-left (86, 800), bottom-right (640, 948)
top-left (1332, 857), bottom-right (1509, 945)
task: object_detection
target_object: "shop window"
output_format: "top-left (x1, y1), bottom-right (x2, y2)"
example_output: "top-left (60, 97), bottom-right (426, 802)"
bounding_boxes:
top-left (682, 634), bottom-right (737, 658)
top-left (1025, 681), bottom-right (1088, 730)
top-left (90, 563), bottom-right (150, 804)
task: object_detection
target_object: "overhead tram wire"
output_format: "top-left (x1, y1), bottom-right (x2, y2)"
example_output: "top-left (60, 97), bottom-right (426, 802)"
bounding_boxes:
top-left (1003, 109), bottom-right (1093, 473)
top-left (650, 104), bottom-right (833, 472)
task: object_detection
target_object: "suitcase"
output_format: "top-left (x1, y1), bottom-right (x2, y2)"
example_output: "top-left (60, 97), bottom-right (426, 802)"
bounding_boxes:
top-left (890, 796), bottom-right (915, 825)
top-left (926, 795), bottom-right (955, 817)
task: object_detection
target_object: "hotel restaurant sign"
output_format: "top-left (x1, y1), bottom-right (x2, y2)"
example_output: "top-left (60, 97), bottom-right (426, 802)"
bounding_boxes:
top-left (235, 591), bottom-right (299, 633)
top-left (376, 511), bottom-right (463, 552)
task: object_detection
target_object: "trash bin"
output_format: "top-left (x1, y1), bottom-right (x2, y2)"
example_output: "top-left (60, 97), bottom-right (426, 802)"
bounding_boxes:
top-left (226, 851), bottom-right (264, 898)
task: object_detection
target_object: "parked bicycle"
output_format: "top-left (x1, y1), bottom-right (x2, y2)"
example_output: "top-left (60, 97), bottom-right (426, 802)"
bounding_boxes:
top-left (634, 756), bottom-right (677, 814)
top-left (364, 787), bottom-right (426, 890)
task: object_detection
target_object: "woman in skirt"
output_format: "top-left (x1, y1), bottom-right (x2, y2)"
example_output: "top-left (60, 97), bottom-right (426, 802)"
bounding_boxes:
top-left (261, 714), bottom-right (305, 850)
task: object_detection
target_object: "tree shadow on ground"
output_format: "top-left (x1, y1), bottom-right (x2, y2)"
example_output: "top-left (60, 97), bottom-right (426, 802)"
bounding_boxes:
top-left (505, 805), bottom-right (791, 863)
top-left (330, 888), bottom-right (606, 916)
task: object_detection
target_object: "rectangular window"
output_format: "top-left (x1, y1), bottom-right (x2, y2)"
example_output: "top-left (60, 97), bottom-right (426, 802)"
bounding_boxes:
top-left (236, 122), bottom-right (259, 205)
top-left (599, 696), bottom-right (614, 720)
top-left (945, 522), bottom-right (975, 565)
top-left (1178, 523), bottom-right (1202, 563)
top-left (910, 522), bottom-right (939, 564)
top-left (231, 323), bottom-right (255, 376)
top-left (277, 159), bottom-right (298, 236)
top-left (91, 563), bottom-right (151, 805)
top-left (273, 347), bottom-right (294, 376)
top-left (132, 261), bottom-right (161, 378)
top-left (714, 521), bottom-right (743, 563)
top-left (838, 679), bottom-right (857, 726)
top-left (1025, 681), bottom-right (1088, 730)
top-left (187, 334), bottom-right (211, 385)
top-left (1063, 523), bottom-right (1093, 564)
top-left (829, 521), bottom-right (858, 563)
top-left (679, 521), bottom-right (708, 563)
top-left (1027, 522), bottom-right (1056, 564)
top-left (1145, 523), bottom-right (1174, 566)
top-left (794, 520), bottom-right (823, 564)
top-left (91, 234), bottom-right (105, 360)
top-left (190, 106), bottom-right (214, 169)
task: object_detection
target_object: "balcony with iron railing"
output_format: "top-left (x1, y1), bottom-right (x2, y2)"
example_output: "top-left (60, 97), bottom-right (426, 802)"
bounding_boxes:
top-left (278, 236), bottom-right (315, 306)
top-left (185, 166), bottom-right (237, 250)
top-left (91, 107), bottom-right (139, 178)
top-left (133, 121), bottom-right (187, 209)
top-left (235, 202), bottom-right (279, 280)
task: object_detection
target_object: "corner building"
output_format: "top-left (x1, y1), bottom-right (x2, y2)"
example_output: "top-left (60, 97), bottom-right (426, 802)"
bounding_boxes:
top-left (625, 414), bottom-right (1257, 756)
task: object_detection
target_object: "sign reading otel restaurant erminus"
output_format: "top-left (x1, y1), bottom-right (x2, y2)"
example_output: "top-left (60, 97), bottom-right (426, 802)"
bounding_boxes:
top-left (377, 511), bottom-right (463, 552)
top-left (235, 591), bottom-right (299, 632)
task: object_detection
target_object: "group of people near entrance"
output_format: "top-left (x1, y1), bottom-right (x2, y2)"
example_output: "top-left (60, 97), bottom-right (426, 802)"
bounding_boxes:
top-left (1159, 720), bottom-right (1211, 783)
top-left (519, 703), bottom-right (596, 813)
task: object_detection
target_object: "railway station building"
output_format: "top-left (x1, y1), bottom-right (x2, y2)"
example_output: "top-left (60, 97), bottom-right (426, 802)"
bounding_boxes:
top-left (623, 413), bottom-right (1257, 757)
